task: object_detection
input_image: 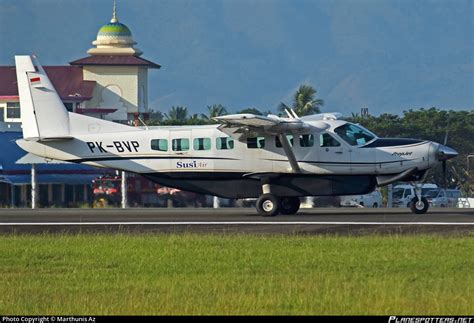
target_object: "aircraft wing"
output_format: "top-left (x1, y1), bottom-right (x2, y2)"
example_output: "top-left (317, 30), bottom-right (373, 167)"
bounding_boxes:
top-left (214, 113), bottom-right (329, 173)
top-left (213, 113), bottom-right (329, 139)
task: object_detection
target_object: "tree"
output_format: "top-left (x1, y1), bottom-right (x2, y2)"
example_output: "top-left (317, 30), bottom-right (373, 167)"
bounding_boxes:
top-left (165, 106), bottom-right (189, 125)
top-left (200, 104), bottom-right (228, 122)
top-left (278, 84), bottom-right (324, 117)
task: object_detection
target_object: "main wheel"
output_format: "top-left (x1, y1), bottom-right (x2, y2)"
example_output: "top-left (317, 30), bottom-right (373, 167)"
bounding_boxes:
top-left (280, 197), bottom-right (301, 215)
top-left (409, 196), bottom-right (429, 214)
top-left (256, 194), bottom-right (281, 217)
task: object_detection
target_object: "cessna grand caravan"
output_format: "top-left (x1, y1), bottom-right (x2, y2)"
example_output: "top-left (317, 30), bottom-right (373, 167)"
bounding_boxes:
top-left (14, 55), bottom-right (458, 216)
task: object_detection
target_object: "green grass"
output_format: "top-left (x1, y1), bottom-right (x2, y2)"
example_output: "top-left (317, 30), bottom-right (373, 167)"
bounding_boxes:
top-left (0, 233), bottom-right (473, 315)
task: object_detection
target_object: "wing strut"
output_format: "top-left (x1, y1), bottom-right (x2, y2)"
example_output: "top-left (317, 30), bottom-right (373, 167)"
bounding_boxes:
top-left (278, 134), bottom-right (301, 173)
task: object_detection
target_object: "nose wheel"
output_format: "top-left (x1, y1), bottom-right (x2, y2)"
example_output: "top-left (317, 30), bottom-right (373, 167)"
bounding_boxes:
top-left (409, 196), bottom-right (429, 214)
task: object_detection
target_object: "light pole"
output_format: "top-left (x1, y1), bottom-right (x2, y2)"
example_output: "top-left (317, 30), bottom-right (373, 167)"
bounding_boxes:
top-left (467, 155), bottom-right (474, 172)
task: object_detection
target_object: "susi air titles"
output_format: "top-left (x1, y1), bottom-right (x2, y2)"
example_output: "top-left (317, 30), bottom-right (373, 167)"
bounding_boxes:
top-left (176, 160), bottom-right (209, 169)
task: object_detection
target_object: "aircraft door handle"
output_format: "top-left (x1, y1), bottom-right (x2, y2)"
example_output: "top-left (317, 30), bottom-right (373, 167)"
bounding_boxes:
top-left (335, 151), bottom-right (343, 154)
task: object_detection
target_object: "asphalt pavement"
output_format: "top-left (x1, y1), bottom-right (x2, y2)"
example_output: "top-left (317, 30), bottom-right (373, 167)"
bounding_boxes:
top-left (0, 207), bottom-right (473, 235)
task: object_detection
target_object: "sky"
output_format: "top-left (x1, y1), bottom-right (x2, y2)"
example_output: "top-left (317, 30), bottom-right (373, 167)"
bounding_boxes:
top-left (0, 0), bottom-right (472, 116)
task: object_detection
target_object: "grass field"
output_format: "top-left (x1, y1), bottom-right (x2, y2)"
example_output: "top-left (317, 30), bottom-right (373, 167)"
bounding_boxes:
top-left (0, 233), bottom-right (473, 315)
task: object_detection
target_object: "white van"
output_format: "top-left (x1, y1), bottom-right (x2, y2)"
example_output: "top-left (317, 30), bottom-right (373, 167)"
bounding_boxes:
top-left (392, 184), bottom-right (438, 208)
top-left (340, 190), bottom-right (383, 208)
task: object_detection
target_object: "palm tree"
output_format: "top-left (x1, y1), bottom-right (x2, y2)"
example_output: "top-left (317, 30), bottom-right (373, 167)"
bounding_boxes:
top-left (200, 104), bottom-right (228, 123)
top-left (165, 106), bottom-right (188, 123)
top-left (278, 84), bottom-right (324, 117)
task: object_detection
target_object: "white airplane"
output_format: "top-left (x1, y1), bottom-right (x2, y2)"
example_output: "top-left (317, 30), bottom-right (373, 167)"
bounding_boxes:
top-left (14, 55), bottom-right (458, 216)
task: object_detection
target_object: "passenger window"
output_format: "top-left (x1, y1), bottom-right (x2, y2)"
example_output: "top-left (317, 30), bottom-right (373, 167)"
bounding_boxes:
top-left (247, 137), bottom-right (265, 149)
top-left (299, 134), bottom-right (314, 147)
top-left (172, 138), bottom-right (190, 151)
top-left (193, 138), bottom-right (211, 151)
top-left (275, 135), bottom-right (293, 148)
top-left (319, 133), bottom-right (341, 147)
top-left (151, 139), bottom-right (168, 151)
top-left (216, 137), bottom-right (234, 150)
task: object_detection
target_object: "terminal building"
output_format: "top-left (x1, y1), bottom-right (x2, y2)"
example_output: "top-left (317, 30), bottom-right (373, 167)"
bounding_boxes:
top-left (0, 5), bottom-right (161, 207)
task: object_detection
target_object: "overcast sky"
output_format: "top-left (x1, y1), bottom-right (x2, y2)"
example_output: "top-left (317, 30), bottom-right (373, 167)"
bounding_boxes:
top-left (0, 0), bottom-right (472, 116)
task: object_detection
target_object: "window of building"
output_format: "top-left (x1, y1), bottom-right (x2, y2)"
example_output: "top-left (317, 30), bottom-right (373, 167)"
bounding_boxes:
top-left (275, 135), bottom-right (293, 148)
top-left (0, 106), bottom-right (4, 122)
top-left (247, 136), bottom-right (265, 149)
top-left (299, 134), bottom-right (314, 147)
top-left (151, 139), bottom-right (168, 151)
top-left (216, 137), bottom-right (234, 150)
top-left (172, 138), bottom-right (190, 151)
top-left (193, 138), bottom-right (211, 151)
top-left (6, 102), bottom-right (20, 120)
top-left (320, 133), bottom-right (341, 147)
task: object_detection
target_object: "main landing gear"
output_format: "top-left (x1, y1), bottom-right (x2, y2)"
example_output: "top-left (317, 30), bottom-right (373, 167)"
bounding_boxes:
top-left (255, 181), bottom-right (300, 216)
top-left (256, 194), bottom-right (301, 216)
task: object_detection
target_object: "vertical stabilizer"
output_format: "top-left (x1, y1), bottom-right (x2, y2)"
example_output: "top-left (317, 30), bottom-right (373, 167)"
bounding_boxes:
top-left (15, 55), bottom-right (70, 140)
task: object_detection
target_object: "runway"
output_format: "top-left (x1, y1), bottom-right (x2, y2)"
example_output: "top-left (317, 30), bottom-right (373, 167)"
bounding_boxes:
top-left (0, 207), bottom-right (473, 235)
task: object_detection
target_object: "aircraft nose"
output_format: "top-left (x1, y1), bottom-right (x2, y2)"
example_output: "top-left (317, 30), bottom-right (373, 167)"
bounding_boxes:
top-left (437, 144), bottom-right (458, 161)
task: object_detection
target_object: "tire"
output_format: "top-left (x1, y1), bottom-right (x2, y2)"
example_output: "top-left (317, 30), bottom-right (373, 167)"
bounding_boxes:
top-left (409, 196), bottom-right (429, 214)
top-left (280, 197), bottom-right (301, 215)
top-left (256, 194), bottom-right (281, 217)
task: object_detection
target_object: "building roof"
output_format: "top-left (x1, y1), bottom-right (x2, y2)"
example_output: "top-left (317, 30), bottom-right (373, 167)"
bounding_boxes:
top-left (70, 55), bottom-right (161, 69)
top-left (0, 66), bottom-right (96, 101)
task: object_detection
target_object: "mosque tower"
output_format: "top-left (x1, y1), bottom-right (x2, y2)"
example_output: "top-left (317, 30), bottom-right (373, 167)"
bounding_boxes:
top-left (70, 1), bottom-right (160, 122)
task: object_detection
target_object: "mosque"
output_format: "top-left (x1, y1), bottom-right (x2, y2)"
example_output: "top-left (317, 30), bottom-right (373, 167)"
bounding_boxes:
top-left (0, 3), bottom-right (161, 207)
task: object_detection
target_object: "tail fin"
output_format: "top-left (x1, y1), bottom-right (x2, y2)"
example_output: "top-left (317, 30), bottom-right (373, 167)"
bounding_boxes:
top-left (15, 55), bottom-right (70, 140)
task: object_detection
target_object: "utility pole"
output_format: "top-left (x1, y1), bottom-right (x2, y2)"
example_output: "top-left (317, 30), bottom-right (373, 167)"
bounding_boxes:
top-left (121, 170), bottom-right (128, 208)
top-left (31, 164), bottom-right (38, 209)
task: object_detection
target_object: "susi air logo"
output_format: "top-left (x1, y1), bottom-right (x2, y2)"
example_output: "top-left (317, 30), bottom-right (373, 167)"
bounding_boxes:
top-left (176, 160), bottom-right (208, 168)
top-left (392, 151), bottom-right (413, 157)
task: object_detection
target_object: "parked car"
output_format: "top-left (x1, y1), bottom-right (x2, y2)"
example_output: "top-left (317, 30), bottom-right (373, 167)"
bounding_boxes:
top-left (424, 189), bottom-right (461, 208)
top-left (392, 184), bottom-right (438, 208)
top-left (340, 190), bottom-right (383, 208)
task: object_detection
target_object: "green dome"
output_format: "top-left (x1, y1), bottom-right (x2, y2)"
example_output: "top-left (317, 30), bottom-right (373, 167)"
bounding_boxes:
top-left (97, 22), bottom-right (132, 37)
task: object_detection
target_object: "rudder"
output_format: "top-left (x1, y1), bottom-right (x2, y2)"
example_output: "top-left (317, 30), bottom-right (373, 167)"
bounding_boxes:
top-left (15, 55), bottom-right (70, 140)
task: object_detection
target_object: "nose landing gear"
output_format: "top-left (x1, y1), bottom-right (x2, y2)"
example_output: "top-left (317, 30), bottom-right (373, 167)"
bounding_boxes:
top-left (409, 182), bottom-right (430, 214)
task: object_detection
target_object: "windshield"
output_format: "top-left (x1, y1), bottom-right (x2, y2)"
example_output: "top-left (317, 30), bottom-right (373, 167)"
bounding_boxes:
top-left (334, 123), bottom-right (376, 146)
top-left (425, 190), bottom-right (440, 198)
top-left (393, 189), bottom-right (404, 199)
top-left (422, 188), bottom-right (436, 196)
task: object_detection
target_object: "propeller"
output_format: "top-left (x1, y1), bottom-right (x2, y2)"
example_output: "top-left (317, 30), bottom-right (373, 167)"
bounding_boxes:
top-left (437, 126), bottom-right (458, 189)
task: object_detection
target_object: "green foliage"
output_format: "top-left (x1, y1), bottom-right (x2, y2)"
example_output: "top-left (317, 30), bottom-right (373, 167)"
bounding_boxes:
top-left (200, 104), bottom-right (228, 124)
top-left (348, 108), bottom-right (474, 192)
top-left (278, 84), bottom-right (324, 116)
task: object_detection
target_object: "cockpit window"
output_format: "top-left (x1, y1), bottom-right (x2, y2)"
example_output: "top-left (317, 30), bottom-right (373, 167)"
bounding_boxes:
top-left (334, 123), bottom-right (376, 146)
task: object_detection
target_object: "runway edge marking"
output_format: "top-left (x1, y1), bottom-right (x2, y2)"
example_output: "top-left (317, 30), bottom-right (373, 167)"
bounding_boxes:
top-left (0, 221), bottom-right (474, 226)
